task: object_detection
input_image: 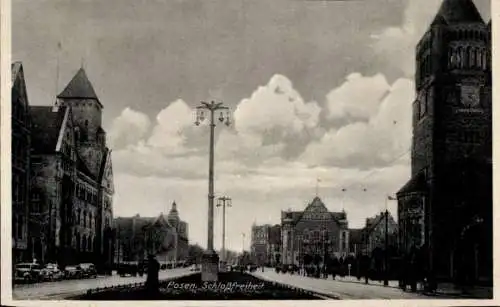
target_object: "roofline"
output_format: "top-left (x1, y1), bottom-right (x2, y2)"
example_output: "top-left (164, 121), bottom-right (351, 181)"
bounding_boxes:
top-left (55, 107), bottom-right (70, 152)
top-left (56, 95), bottom-right (103, 108)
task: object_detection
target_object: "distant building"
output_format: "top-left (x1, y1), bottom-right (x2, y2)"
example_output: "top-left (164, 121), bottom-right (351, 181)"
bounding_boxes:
top-left (114, 202), bottom-right (189, 265)
top-left (11, 62), bottom-right (31, 264)
top-left (348, 228), bottom-right (363, 256)
top-left (397, 0), bottom-right (492, 284)
top-left (250, 224), bottom-right (270, 266)
top-left (28, 67), bottom-right (115, 271)
top-left (268, 224), bottom-right (281, 266)
top-left (281, 197), bottom-right (349, 266)
top-left (362, 212), bottom-right (398, 254)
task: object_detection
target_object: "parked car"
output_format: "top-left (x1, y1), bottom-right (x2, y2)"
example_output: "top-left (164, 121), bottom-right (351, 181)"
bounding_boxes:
top-left (41, 263), bottom-right (64, 281)
top-left (14, 263), bottom-right (43, 283)
top-left (64, 265), bottom-right (82, 279)
top-left (79, 263), bottom-right (97, 278)
top-left (117, 261), bottom-right (139, 277)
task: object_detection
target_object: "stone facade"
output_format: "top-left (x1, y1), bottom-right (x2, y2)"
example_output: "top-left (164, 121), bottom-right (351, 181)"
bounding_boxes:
top-left (114, 202), bottom-right (189, 265)
top-left (28, 67), bottom-right (115, 271)
top-left (250, 224), bottom-right (270, 266)
top-left (397, 0), bottom-right (492, 284)
top-left (363, 212), bottom-right (398, 254)
top-left (11, 62), bottom-right (32, 264)
top-left (250, 224), bottom-right (281, 266)
top-left (281, 197), bottom-right (349, 266)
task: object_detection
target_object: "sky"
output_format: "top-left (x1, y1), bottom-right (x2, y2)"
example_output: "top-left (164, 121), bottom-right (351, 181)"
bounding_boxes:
top-left (13, 0), bottom-right (491, 251)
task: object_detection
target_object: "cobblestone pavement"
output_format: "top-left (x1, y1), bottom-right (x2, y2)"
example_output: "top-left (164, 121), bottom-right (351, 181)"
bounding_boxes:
top-left (12, 268), bottom-right (194, 300)
top-left (250, 269), bottom-right (447, 300)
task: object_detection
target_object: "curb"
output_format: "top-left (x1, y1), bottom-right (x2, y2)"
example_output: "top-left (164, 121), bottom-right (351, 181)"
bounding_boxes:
top-left (249, 273), bottom-right (340, 300)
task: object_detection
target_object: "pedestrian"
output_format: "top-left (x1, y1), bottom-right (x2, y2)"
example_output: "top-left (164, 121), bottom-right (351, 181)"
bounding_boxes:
top-left (145, 254), bottom-right (160, 295)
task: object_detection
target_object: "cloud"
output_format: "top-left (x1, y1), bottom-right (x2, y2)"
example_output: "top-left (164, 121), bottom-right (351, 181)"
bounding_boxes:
top-left (109, 73), bottom-right (413, 248)
top-left (233, 74), bottom-right (321, 157)
top-left (108, 107), bottom-right (151, 149)
top-left (326, 73), bottom-right (391, 122)
top-left (146, 99), bottom-right (208, 156)
top-left (302, 76), bottom-right (413, 169)
top-left (371, 0), bottom-right (441, 76)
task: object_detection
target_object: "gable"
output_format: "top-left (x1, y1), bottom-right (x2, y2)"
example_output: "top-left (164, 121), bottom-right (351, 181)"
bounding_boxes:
top-left (12, 63), bottom-right (29, 111)
top-left (298, 197), bottom-right (333, 222)
top-left (100, 150), bottom-right (114, 193)
top-left (55, 108), bottom-right (74, 156)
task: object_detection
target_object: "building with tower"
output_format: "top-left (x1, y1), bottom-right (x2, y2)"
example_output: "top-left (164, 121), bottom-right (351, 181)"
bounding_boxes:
top-left (281, 197), bottom-right (349, 266)
top-left (397, 0), bottom-right (492, 285)
top-left (28, 67), bottom-right (115, 272)
top-left (11, 62), bottom-right (32, 264)
top-left (114, 202), bottom-right (189, 266)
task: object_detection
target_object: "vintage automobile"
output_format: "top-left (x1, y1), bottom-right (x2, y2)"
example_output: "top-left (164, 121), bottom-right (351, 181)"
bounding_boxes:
top-left (14, 263), bottom-right (43, 283)
top-left (79, 263), bottom-right (98, 278)
top-left (117, 261), bottom-right (142, 277)
top-left (64, 265), bottom-right (83, 279)
top-left (40, 263), bottom-right (65, 281)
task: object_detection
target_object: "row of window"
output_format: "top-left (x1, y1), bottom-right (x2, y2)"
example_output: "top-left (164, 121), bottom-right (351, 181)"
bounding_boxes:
top-left (12, 174), bottom-right (26, 204)
top-left (447, 28), bottom-right (489, 43)
top-left (12, 139), bottom-right (29, 169)
top-left (12, 215), bottom-right (25, 240)
top-left (77, 183), bottom-right (98, 203)
top-left (457, 130), bottom-right (483, 145)
top-left (74, 208), bottom-right (95, 230)
top-left (73, 233), bottom-right (94, 252)
top-left (448, 46), bottom-right (489, 70)
top-left (416, 89), bottom-right (434, 120)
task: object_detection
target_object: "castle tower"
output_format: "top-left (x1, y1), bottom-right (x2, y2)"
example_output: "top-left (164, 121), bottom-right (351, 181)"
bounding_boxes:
top-left (167, 201), bottom-right (180, 229)
top-left (398, 0), bottom-right (492, 285)
top-left (57, 68), bottom-right (107, 175)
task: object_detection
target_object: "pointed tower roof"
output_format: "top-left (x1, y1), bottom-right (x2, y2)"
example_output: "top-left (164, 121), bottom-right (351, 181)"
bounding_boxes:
top-left (57, 68), bottom-right (102, 106)
top-left (168, 201), bottom-right (179, 220)
top-left (433, 0), bottom-right (485, 25)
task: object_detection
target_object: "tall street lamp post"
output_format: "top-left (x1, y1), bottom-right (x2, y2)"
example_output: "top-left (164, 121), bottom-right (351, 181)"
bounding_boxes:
top-left (217, 196), bottom-right (232, 271)
top-left (195, 101), bottom-right (231, 281)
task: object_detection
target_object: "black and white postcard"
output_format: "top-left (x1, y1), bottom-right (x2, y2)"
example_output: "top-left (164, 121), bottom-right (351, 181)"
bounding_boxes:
top-left (1, 0), bottom-right (498, 305)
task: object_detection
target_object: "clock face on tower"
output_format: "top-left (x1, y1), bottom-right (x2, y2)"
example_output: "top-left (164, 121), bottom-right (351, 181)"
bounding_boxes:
top-left (460, 85), bottom-right (481, 108)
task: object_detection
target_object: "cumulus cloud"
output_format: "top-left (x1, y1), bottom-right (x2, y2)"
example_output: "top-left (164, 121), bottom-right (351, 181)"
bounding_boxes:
top-left (108, 107), bottom-right (151, 149)
top-left (371, 0), bottom-right (442, 76)
top-left (147, 99), bottom-right (207, 156)
top-left (326, 73), bottom-right (391, 122)
top-left (234, 75), bottom-right (321, 151)
top-left (110, 73), bottom-right (414, 248)
top-left (302, 76), bottom-right (413, 169)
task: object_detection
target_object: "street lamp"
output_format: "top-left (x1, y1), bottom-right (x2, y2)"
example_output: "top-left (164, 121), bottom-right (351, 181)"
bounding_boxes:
top-left (194, 100), bottom-right (231, 282)
top-left (217, 196), bottom-right (232, 271)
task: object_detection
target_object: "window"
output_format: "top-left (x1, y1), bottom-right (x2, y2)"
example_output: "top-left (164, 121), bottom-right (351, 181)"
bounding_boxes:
top-left (419, 93), bottom-right (427, 118)
top-left (18, 216), bottom-right (23, 239)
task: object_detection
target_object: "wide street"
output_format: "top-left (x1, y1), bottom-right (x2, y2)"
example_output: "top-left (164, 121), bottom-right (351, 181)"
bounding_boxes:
top-left (13, 267), bottom-right (193, 300)
top-left (250, 268), bottom-right (445, 300)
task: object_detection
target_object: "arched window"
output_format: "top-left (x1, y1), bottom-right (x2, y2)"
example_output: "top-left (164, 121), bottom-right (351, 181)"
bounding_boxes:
top-left (465, 46), bottom-right (472, 68)
top-left (77, 208), bottom-right (81, 224)
top-left (460, 47), bottom-right (466, 69)
top-left (313, 230), bottom-right (320, 242)
top-left (477, 49), bottom-right (482, 68)
top-left (482, 50), bottom-right (488, 70)
top-left (304, 229), bottom-right (310, 241)
top-left (75, 127), bottom-right (80, 142)
top-left (88, 236), bottom-right (92, 252)
top-left (76, 233), bottom-right (81, 251)
top-left (83, 211), bottom-right (87, 227)
top-left (82, 235), bottom-right (87, 251)
top-left (469, 46), bottom-right (475, 68)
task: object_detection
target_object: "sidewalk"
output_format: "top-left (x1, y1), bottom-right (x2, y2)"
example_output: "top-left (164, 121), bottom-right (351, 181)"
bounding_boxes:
top-left (324, 275), bottom-right (492, 299)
